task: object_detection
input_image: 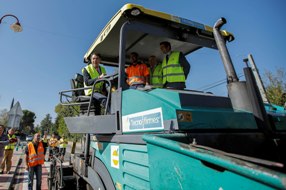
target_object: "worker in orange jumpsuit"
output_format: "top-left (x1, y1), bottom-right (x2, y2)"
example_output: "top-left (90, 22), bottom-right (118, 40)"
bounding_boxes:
top-left (125, 52), bottom-right (149, 89)
top-left (25, 133), bottom-right (45, 190)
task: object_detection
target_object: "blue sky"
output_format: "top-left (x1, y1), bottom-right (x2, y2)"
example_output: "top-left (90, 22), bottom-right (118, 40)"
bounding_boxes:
top-left (1, 0), bottom-right (285, 125)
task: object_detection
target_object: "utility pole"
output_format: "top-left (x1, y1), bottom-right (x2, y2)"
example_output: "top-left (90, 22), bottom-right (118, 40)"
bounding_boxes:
top-left (247, 54), bottom-right (270, 104)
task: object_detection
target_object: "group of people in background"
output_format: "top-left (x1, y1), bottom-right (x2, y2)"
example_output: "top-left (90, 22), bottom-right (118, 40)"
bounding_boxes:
top-left (1, 124), bottom-right (69, 190)
top-left (126, 41), bottom-right (190, 90)
top-left (41, 132), bottom-right (68, 162)
top-left (25, 132), bottom-right (67, 190)
top-left (47, 132), bottom-right (68, 161)
top-left (125, 41), bottom-right (191, 90)
top-left (83, 41), bottom-right (190, 115)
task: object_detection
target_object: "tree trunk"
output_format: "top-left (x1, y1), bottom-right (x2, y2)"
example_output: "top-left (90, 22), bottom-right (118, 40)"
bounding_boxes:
top-left (71, 141), bottom-right (76, 154)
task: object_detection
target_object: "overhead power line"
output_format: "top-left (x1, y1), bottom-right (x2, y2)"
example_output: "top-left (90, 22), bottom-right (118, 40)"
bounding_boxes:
top-left (197, 73), bottom-right (244, 91)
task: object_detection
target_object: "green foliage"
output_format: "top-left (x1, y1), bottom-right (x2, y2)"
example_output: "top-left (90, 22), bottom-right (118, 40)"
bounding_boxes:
top-left (54, 104), bottom-right (79, 117)
top-left (21, 110), bottom-right (36, 134)
top-left (34, 124), bottom-right (41, 133)
top-left (264, 68), bottom-right (286, 106)
top-left (40, 114), bottom-right (54, 134)
top-left (0, 109), bottom-right (9, 126)
top-left (54, 104), bottom-right (80, 140)
top-left (54, 116), bottom-right (68, 136)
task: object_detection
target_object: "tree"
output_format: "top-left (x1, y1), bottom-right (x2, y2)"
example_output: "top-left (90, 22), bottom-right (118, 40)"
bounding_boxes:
top-left (21, 110), bottom-right (36, 134)
top-left (54, 115), bottom-right (69, 137)
top-left (264, 68), bottom-right (286, 106)
top-left (34, 124), bottom-right (41, 133)
top-left (39, 114), bottom-right (54, 134)
top-left (54, 104), bottom-right (80, 139)
top-left (0, 109), bottom-right (9, 126)
top-left (54, 104), bottom-right (82, 154)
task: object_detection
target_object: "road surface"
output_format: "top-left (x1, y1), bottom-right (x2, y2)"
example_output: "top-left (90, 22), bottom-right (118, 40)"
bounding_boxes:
top-left (12, 141), bottom-right (82, 190)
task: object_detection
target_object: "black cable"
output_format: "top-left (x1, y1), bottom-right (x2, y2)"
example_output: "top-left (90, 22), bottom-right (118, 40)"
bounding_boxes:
top-left (198, 74), bottom-right (244, 91)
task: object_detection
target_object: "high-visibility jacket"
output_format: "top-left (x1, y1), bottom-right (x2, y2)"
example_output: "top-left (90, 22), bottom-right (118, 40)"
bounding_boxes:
top-left (150, 63), bottom-right (163, 88)
top-left (5, 134), bottom-right (17, 150)
top-left (83, 64), bottom-right (106, 95)
top-left (49, 137), bottom-right (58, 148)
top-left (162, 51), bottom-right (185, 84)
top-left (126, 63), bottom-right (149, 86)
top-left (59, 138), bottom-right (68, 148)
top-left (42, 136), bottom-right (48, 143)
top-left (27, 142), bottom-right (44, 167)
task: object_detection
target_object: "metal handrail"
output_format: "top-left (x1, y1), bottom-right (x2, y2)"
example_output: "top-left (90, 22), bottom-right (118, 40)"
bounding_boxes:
top-left (53, 155), bottom-right (64, 189)
top-left (59, 87), bottom-right (92, 104)
top-left (60, 73), bottom-right (117, 115)
top-left (87, 78), bottom-right (112, 116)
top-left (48, 148), bottom-right (60, 190)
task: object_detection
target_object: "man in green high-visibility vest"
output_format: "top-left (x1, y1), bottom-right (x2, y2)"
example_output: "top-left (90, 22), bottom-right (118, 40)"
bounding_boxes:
top-left (0, 128), bottom-right (17, 174)
top-left (160, 41), bottom-right (190, 90)
top-left (149, 55), bottom-right (163, 88)
top-left (82, 52), bottom-right (107, 115)
top-left (59, 135), bottom-right (68, 162)
top-left (0, 124), bottom-right (9, 174)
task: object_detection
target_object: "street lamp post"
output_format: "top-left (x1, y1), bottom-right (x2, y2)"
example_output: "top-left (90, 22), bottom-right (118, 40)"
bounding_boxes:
top-left (0, 14), bottom-right (23, 32)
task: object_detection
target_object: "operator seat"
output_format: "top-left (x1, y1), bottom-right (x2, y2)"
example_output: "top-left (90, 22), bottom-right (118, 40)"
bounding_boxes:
top-left (70, 73), bottom-right (90, 102)
top-left (70, 73), bottom-right (96, 114)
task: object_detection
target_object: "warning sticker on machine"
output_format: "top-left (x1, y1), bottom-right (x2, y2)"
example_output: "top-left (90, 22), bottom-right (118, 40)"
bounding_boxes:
top-left (122, 108), bottom-right (164, 132)
top-left (111, 145), bottom-right (119, 169)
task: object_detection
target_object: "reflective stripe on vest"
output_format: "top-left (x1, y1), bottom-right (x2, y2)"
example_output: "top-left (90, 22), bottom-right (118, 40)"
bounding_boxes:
top-left (5, 134), bottom-right (17, 150)
top-left (126, 64), bottom-right (147, 86)
top-left (27, 142), bottom-right (44, 167)
top-left (162, 51), bottom-right (185, 84)
top-left (83, 64), bottom-right (106, 95)
top-left (127, 76), bottom-right (145, 86)
top-left (150, 63), bottom-right (163, 88)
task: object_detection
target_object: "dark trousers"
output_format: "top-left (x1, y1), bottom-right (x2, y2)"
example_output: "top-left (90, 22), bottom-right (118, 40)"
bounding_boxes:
top-left (28, 164), bottom-right (42, 190)
top-left (59, 147), bottom-right (66, 156)
top-left (49, 147), bottom-right (59, 158)
top-left (92, 92), bottom-right (107, 115)
top-left (164, 82), bottom-right (185, 90)
top-left (42, 142), bottom-right (48, 156)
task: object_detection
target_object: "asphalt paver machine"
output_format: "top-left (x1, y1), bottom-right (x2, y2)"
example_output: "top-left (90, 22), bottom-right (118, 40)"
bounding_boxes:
top-left (57, 4), bottom-right (286, 190)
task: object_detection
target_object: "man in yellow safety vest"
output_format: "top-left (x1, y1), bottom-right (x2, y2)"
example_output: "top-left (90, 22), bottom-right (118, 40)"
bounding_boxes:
top-left (0, 124), bottom-right (9, 174)
top-left (0, 128), bottom-right (17, 174)
top-left (149, 55), bottom-right (163, 88)
top-left (82, 52), bottom-right (107, 115)
top-left (59, 135), bottom-right (68, 161)
top-left (48, 132), bottom-right (59, 161)
top-left (160, 41), bottom-right (190, 90)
